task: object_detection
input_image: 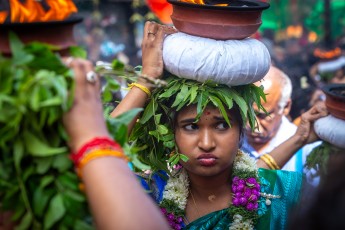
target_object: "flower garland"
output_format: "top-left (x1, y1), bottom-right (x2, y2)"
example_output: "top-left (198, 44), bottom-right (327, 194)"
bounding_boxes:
top-left (159, 151), bottom-right (261, 230)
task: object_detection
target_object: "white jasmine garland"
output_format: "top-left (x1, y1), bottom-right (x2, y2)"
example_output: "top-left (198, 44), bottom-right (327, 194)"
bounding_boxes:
top-left (159, 151), bottom-right (259, 230)
top-left (162, 169), bottom-right (189, 210)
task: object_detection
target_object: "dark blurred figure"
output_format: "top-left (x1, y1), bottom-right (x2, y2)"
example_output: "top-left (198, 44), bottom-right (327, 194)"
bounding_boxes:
top-left (288, 150), bottom-right (345, 230)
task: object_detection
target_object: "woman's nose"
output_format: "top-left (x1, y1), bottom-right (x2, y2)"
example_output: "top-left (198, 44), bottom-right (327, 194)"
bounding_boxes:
top-left (198, 129), bottom-right (216, 151)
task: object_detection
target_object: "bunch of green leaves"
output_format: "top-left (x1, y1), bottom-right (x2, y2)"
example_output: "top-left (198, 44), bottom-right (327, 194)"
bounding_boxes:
top-left (0, 34), bottom-right (140, 229)
top-left (129, 76), bottom-right (266, 174)
top-left (0, 33), bottom-right (90, 230)
top-left (305, 141), bottom-right (343, 179)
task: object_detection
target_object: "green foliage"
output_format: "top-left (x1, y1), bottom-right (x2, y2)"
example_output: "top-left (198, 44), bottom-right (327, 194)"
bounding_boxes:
top-left (129, 76), bottom-right (266, 173)
top-left (0, 34), bottom-right (142, 229)
top-left (229, 206), bottom-right (259, 224)
top-left (305, 141), bottom-right (343, 178)
top-left (0, 33), bottom-right (91, 229)
top-left (160, 199), bottom-right (184, 217)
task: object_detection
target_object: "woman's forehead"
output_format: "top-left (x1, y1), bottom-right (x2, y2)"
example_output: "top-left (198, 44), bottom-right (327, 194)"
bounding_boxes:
top-left (177, 105), bottom-right (230, 119)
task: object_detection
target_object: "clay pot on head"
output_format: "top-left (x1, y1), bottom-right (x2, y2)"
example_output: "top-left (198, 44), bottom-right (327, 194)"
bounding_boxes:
top-left (323, 84), bottom-right (345, 120)
top-left (167, 0), bottom-right (270, 40)
top-left (0, 17), bottom-right (82, 55)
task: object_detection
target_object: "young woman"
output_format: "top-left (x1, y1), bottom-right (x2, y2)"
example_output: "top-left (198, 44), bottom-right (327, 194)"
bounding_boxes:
top-left (110, 21), bottom-right (328, 229)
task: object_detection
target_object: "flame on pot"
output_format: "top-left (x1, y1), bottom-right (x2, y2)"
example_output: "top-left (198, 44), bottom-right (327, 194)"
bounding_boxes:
top-left (179, 0), bottom-right (229, 6)
top-left (0, 0), bottom-right (77, 23)
top-left (180, 0), bottom-right (205, 4)
top-left (0, 12), bottom-right (8, 23)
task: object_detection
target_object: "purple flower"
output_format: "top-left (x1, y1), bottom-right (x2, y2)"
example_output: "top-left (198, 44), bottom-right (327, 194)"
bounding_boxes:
top-left (249, 194), bottom-right (258, 202)
top-left (247, 177), bottom-right (257, 184)
top-left (239, 179), bottom-right (245, 185)
top-left (255, 183), bottom-right (260, 189)
top-left (168, 213), bottom-right (175, 221)
top-left (233, 197), bottom-right (240, 206)
top-left (233, 176), bottom-right (240, 183)
top-left (174, 224), bottom-right (182, 230)
top-left (161, 208), bottom-right (167, 215)
top-left (176, 216), bottom-right (183, 223)
top-left (246, 202), bottom-right (255, 211)
top-left (240, 197), bottom-right (248, 205)
top-left (235, 192), bottom-right (242, 198)
top-left (244, 190), bottom-right (252, 198)
top-left (253, 203), bottom-right (259, 210)
top-left (232, 184), bottom-right (238, 193)
top-left (237, 184), bottom-right (245, 192)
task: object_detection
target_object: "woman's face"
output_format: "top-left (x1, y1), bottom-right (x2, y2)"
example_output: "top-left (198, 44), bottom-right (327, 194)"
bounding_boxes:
top-left (174, 105), bottom-right (240, 177)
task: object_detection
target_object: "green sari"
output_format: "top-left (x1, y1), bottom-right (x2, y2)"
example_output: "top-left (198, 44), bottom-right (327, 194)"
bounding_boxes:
top-left (141, 168), bottom-right (302, 230)
top-left (184, 168), bottom-right (302, 230)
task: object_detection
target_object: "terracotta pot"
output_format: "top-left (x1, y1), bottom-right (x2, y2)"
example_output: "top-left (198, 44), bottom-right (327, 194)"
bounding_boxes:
top-left (323, 84), bottom-right (345, 120)
top-left (0, 17), bottom-right (82, 55)
top-left (167, 0), bottom-right (269, 40)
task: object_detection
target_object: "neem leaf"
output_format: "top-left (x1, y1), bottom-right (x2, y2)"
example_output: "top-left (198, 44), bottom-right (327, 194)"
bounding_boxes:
top-left (112, 59), bottom-right (125, 71)
top-left (15, 212), bottom-right (32, 230)
top-left (157, 124), bottom-right (169, 135)
top-left (140, 99), bottom-right (157, 124)
top-left (189, 85), bottom-right (198, 105)
top-left (33, 187), bottom-right (53, 217)
top-left (9, 32), bottom-right (33, 66)
top-left (13, 139), bottom-right (24, 171)
top-left (69, 46), bottom-right (87, 59)
top-left (44, 193), bottom-right (66, 229)
top-left (209, 95), bottom-right (230, 125)
top-left (171, 84), bottom-right (188, 108)
top-left (23, 131), bottom-right (67, 157)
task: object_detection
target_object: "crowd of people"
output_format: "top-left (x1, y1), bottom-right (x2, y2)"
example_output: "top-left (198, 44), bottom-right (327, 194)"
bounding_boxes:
top-left (1, 0), bottom-right (345, 229)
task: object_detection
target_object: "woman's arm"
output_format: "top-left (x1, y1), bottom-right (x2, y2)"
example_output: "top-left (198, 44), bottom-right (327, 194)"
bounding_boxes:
top-left (63, 58), bottom-right (168, 230)
top-left (110, 21), bottom-right (176, 133)
top-left (257, 102), bottom-right (328, 169)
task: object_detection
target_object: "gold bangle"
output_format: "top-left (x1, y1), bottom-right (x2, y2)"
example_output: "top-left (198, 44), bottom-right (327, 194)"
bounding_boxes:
top-left (260, 154), bottom-right (280, 170)
top-left (259, 155), bottom-right (276, 170)
top-left (128, 82), bottom-right (151, 97)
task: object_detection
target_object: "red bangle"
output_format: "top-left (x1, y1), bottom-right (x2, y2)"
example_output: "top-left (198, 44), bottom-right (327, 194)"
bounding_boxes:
top-left (70, 137), bottom-right (122, 166)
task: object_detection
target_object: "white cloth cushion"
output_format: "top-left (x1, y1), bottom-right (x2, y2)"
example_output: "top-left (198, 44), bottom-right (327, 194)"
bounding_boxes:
top-left (314, 115), bottom-right (345, 149)
top-left (163, 32), bottom-right (270, 86)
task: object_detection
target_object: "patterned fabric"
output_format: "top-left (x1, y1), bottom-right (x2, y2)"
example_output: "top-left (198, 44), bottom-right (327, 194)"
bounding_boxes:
top-left (139, 168), bottom-right (302, 230)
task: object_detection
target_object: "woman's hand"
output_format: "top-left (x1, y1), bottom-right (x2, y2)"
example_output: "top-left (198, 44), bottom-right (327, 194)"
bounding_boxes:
top-left (62, 58), bottom-right (110, 153)
top-left (141, 21), bottom-right (177, 87)
top-left (294, 101), bottom-right (328, 146)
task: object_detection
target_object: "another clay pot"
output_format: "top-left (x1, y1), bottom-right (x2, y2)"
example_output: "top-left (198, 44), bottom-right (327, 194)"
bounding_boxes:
top-left (323, 84), bottom-right (345, 120)
top-left (0, 17), bottom-right (82, 55)
top-left (167, 0), bottom-right (269, 40)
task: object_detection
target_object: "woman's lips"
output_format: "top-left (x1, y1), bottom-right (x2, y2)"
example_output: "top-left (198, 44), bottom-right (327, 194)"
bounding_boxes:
top-left (197, 154), bottom-right (217, 166)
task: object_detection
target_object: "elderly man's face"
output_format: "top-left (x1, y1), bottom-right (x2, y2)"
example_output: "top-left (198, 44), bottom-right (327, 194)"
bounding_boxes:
top-left (245, 81), bottom-right (284, 145)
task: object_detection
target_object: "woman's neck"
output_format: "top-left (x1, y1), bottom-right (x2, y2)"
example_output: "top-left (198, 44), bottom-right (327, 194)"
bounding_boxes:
top-left (185, 168), bottom-right (233, 222)
top-left (187, 168), bottom-right (232, 200)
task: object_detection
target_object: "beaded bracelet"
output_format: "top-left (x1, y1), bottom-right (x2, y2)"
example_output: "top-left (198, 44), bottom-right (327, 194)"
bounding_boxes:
top-left (79, 149), bottom-right (128, 170)
top-left (259, 154), bottom-right (280, 170)
top-left (128, 82), bottom-right (151, 97)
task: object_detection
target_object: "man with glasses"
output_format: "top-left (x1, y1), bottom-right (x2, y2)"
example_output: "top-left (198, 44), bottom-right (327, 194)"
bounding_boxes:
top-left (242, 66), bottom-right (319, 173)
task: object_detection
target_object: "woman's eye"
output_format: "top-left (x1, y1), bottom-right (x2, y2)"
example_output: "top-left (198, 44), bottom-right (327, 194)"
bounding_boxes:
top-left (216, 122), bottom-right (229, 130)
top-left (184, 123), bottom-right (198, 131)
